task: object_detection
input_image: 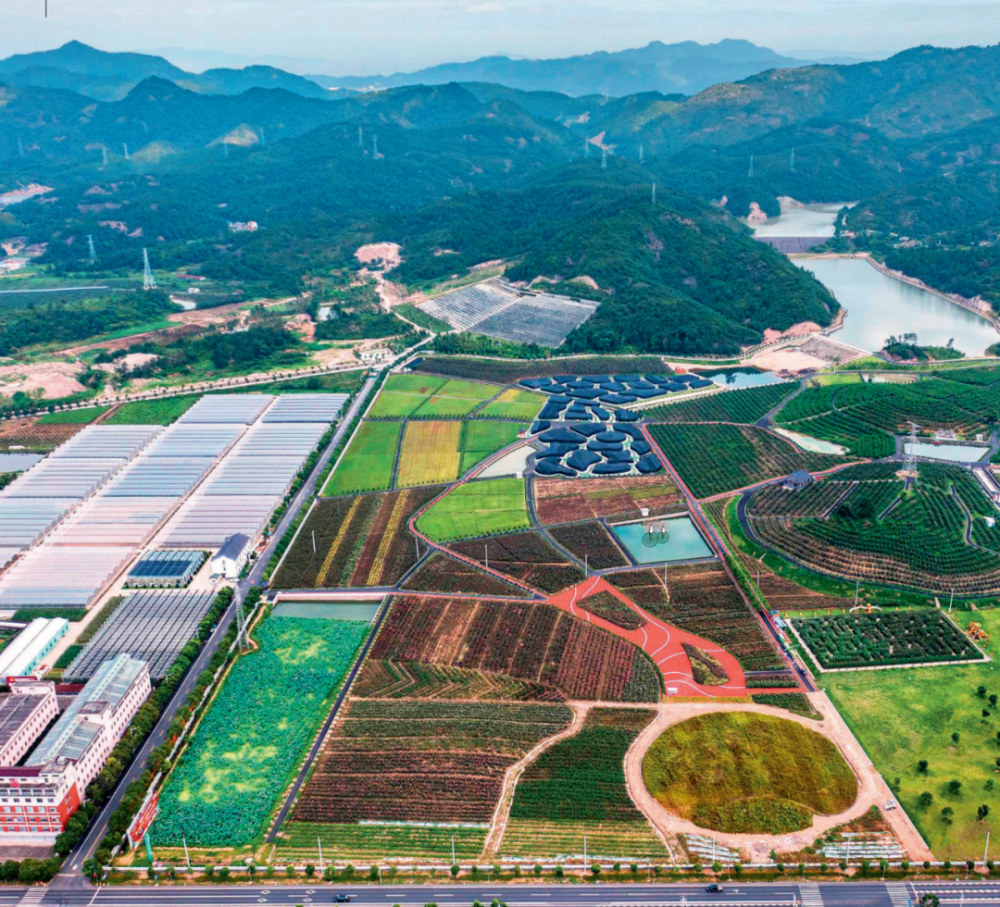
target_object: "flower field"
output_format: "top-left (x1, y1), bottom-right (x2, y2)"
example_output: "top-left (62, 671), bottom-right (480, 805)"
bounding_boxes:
top-left (292, 700), bottom-right (573, 824)
top-left (645, 382), bottom-right (795, 424)
top-left (368, 374), bottom-right (501, 419)
top-left (501, 708), bottom-right (668, 859)
top-left (401, 552), bottom-right (531, 597)
top-left (578, 590), bottom-right (646, 630)
top-left (448, 530), bottom-right (584, 592)
top-left (549, 521), bottom-right (629, 570)
top-left (648, 423), bottom-right (848, 498)
top-left (397, 420), bottom-right (463, 486)
top-left (606, 564), bottom-right (785, 671)
top-left (793, 610), bottom-right (982, 669)
top-left (641, 712), bottom-right (857, 834)
top-left (412, 355), bottom-right (669, 385)
top-left (749, 464), bottom-right (1000, 594)
top-left (152, 616), bottom-right (370, 846)
top-left (682, 643), bottom-right (728, 685)
top-left (104, 395), bottom-right (199, 425)
top-left (534, 474), bottom-right (683, 525)
top-left (271, 488), bottom-right (438, 589)
top-left (355, 659), bottom-right (563, 701)
top-left (361, 594), bottom-right (662, 702)
top-left (323, 420), bottom-right (402, 495)
top-left (416, 477), bottom-right (530, 542)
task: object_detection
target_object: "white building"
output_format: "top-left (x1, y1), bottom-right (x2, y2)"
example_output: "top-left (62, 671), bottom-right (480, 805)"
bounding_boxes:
top-left (0, 618), bottom-right (69, 682)
top-left (358, 347), bottom-right (392, 362)
top-left (0, 682), bottom-right (58, 766)
top-left (212, 533), bottom-right (251, 579)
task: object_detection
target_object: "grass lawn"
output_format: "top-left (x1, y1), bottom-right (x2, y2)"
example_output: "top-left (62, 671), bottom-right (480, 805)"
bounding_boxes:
top-left (821, 607), bottom-right (1000, 859)
top-left (477, 388), bottom-right (546, 421)
top-left (458, 421), bottom-right (527, 474)
top-left (104, 395), bottom-right (200, 425)
top-left (642, 711), bottom-right (857, 834)
top-left (416, 477), bottom-right (530, 542)
top-left (36, 405), bottom-right (109, 424)
top-left (397, 421), bottom-right (463, 487)
top-left (323, 421), bottom-right (402, 495)
top-left (368, 374), bottom-right (501, 418)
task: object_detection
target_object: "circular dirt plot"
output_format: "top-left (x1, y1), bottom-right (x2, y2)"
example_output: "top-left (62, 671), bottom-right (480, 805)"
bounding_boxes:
top-left (641, 711), bottom-right (857, 834)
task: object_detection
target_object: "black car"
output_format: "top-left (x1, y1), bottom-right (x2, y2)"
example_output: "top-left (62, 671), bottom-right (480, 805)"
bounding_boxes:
top-left (334, 896), bottom-right (351, 903)
top-left (705, 884), bottom-right (724, 893)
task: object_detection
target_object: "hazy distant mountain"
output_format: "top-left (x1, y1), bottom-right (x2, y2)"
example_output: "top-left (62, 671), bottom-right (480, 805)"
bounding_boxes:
top-left (0, 41), bottom-right (332, 101)
top-left (309, 39), bottom-right (813, 97)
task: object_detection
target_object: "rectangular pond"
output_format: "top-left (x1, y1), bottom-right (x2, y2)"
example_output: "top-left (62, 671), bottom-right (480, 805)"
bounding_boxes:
top-left (271, 600), bottom-right (382, 621)
top-left (904, 442), bottom-right (990, 464)
top-left (612, 516), bottom-right (714, 565)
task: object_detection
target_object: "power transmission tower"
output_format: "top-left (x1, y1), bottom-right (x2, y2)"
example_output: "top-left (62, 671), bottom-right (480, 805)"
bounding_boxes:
top-left (651, 183), bottom-right (656, 205)
top-left (601, 147), bottom-right (607, 170)
top-left (904, 422), bottom-right (920, 478)
top-left (17, 137), bottom-right (24, 158)
top-left (86, 235), bottom-right (96, 263)
top-left (123, 143), bottom-right (129, 160)
top-left (358, 125), bottom-right (363, 148)
top-left (102, 146), bottom-right (108, 167)
top-left (790, 147), bottom-right (796, 172)
top-left (234, 590), bottom-right (250, 652)
top-left (748, 154), bottom-right (754, 178)
top-left (142, 248), bottom-right (157, 290)
top-left (639, 143), bottom-right (644, 164)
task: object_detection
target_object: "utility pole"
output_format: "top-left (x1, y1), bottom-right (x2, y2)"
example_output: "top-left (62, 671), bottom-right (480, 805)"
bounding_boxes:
top-left (484, 544), bottom-right (488, 570)
top-left (790, 147), bottom-right (796, 172)
top-left (102, 146), bottom-right (108, 167)
top-left (358, 125), bottom-right (364, 148)
top-left (452, 836), bottom-right (456, 865)
top-left (17, 137), bottom-right (24, 158)
top-left (182, 835), bottom-right (191, 871)
top-left (639, 143), bottom-right (644, 164)
top-left (651, 183), bottom-right (656, 205)
top-left (311, 530), bottom-right (317, 553)
top-left (123, 142), bottom-right (129, 160)
top-left (373, 135), bottom-right (378, 158)
top-left (748, 154), bottom-right (754, 178)
top-left (318, 837), bottom-right (325, 873)
top-left (854, 578), bottom-right (860, 608)
top-left (142, 248), bottom-right (157, 290)
top-left (87, 235), bottom-right (96, 263)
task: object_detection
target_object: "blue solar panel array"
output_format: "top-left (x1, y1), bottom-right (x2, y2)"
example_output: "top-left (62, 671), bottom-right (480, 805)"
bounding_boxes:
top-left (520, 373), bottom-right (713, 418)
top-left (530, 422), bottom-right (661, 478)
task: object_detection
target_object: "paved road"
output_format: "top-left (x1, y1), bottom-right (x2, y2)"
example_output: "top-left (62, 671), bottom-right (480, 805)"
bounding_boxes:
top-left (54, 374), bottom-right (379, 889)
top-left (27, 879), bottom-right (1000, 906)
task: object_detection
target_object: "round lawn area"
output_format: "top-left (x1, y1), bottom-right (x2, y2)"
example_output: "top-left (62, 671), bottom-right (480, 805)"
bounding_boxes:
top-left (641, 711), bottom-right (857, 834)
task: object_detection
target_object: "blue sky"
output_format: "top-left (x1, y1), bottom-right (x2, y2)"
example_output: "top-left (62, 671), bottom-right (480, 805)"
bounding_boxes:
top-left (4, 0), bottom-right (998, 74)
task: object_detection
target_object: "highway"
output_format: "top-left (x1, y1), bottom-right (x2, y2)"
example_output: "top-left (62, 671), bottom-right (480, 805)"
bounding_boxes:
top-left (53, 372), bottom-right (379, 889)
top-left (17, 879), bottom-right (1000, 906)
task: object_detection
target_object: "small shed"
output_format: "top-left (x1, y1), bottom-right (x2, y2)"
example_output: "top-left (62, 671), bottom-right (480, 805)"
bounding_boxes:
top-left (783, 469), bottom-right (813, 492)
top-left (212, 533), bottom-right (252, 579)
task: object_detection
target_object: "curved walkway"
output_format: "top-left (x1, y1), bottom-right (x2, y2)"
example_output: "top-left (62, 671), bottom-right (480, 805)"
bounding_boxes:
top-left (623, 697), bottom-right (933, 864)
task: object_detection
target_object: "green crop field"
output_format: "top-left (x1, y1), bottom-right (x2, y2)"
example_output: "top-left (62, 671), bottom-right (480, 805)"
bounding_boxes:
top-left (275, 822), bottom-right (487, 861)
top-left (415, 477), bottom-right (530, 542)
top-left (458, 420), bottom-right (526, 473)
top-left (36, 406), bottom-right (109, 424)
top-left (368, 374), bottom-right (501, 419)
top-left (821, 608), bottom-right (1000, 859)
top-left (477, 387), bottom-right (546, 420)
top-left (645, 382), bottom-right (795, 425)
top-left (152, 616), bottom-right (369, 847)
top-left (502, 708), bottom-right (667, 859)
top-left (105, 395), bottom-right (200, 425)
top-left (648, 423), bottom-right (848, 498)
top-left (323, 421), bottom-right (402, 495)
top-left (641, 711), bottom-right (857, 834)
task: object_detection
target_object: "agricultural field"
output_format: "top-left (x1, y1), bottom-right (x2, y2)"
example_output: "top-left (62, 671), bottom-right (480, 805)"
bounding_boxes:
top-left (413, 355), bottom-right (668, 386)
top-left (606, 564), bottom-right (785, 671)
top-left (0, 417), bottom-right (85, 451)
top-left (645, 382), bottom-right (795, 425)
top-left (501, 708), bottom-right (668, 859)
top-left (368, 374), bottom-right (500, 418)
top-left (357, 594), bottom-right (662, 702)
top-left (648, 423), bottom-right (848, 499)
top-left (821, 607), bottom-right (1000, 858)
top-left (476, 387), bottom-right (546, 420)
top-left (641, 711), bottom-right (857, 834)
top-left (449, 530), bottom-right (584, 593)
top-left (275, 823), bottom-right (488, 862)
top-left (549, 521), bottom-right (629, 570)
top-left (793, 610), bottom-right (982, 670)
top-left (36, 405), bottom-right (109, 424)
top-left (415, 477), bottom-right (530, 542)
top-left (291, 700), bottom-right (572, 825)
top-left (749, 463), bottom-right (1000, 595)
top-left (323, 420), bottom-right (402, 495)
top-left (457, 420), bottom-right (526, 473)
top-left (400, 552), bottom-right (531, 597)
top-left (397, 421), bottom-right (463, 486)
top-left (104, 395), bottom-right (199, 425)
top-left (152, 616), bottom-right (369, 846)
top-left (534, 475), bottom-right (684, 525)
top-left (271, 488), bottom-right (438, 589)
top-left (577, 590), bottom-right (646, 630)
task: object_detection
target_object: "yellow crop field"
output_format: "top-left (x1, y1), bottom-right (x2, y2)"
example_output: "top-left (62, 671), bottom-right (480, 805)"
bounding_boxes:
top-left (396, 421), bottom-right (463, 487)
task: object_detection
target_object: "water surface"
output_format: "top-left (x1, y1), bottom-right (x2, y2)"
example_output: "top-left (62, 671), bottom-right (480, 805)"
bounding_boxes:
top-left (750, 201), bottom-right (848, 238)
top-left (612, 516), bottom-right (713, 565)
top-left (904, 442), bottom-right (990, 464)
top-left (698, 367), bottom-right (785, 389)
top-left (799, 258), bottom-right (1000, 356)
top-left (271, 600), bottom-right (381, 621)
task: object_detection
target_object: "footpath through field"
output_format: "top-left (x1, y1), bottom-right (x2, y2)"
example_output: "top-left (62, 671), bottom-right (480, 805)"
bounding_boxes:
top-left (548, 576), bottom-right (800, 698)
